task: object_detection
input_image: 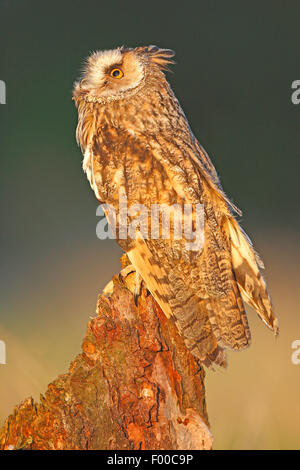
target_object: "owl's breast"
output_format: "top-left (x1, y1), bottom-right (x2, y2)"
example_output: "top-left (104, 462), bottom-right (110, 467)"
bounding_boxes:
top-left (85, 127), bottom-right (183, 209)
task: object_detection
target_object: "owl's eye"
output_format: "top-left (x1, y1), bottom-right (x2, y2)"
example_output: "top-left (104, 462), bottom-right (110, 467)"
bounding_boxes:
top-left (110, 68), bottom-right (124, 79)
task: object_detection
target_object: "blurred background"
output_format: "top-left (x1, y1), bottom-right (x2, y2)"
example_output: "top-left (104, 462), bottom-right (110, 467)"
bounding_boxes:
top-left (0, 0), bottom-right (299, 449)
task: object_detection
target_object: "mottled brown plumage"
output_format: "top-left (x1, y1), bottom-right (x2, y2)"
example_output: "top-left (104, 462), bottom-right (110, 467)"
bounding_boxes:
top-left (73, 45), bottom-right (279, 367)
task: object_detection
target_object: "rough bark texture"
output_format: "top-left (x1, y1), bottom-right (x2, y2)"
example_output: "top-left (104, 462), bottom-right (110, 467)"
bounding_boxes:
top-left (0, 258), bottom-right (212, 450)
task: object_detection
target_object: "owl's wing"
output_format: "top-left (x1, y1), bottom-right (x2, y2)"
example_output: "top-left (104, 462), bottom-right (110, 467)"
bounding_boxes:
top-left (121, 192), bottom-right (251, 366)
top-left (126, 189), bottom-right (278, 367)
top-left (127, 231), bottom-right (228, 367)
top-left (192, 139), bottom-right (243, 216)
top-left (90, 131), bottom-right (278, 367)
top-left (132, 137), bottom-right (278, 365)
top-left (192, 139), bottom-right (279, 336)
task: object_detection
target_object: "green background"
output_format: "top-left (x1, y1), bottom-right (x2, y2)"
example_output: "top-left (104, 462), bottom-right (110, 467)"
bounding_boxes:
top-left (1, 0), bottom-right (300, 449)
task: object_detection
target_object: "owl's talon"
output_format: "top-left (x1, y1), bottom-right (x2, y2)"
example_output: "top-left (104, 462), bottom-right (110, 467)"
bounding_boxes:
top-left (133, 271), bottom-right (143, 306)
top-left (118, 265), bottom-right (136, 284)
top-left (118, 265), bottom-right (145, 304)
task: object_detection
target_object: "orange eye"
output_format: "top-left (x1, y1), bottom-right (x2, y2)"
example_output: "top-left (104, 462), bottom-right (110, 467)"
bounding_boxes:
top-left (110, 68), bottom-right (124, 78)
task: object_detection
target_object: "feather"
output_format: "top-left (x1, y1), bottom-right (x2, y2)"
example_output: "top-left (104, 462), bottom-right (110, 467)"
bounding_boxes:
top-left (225, 216), bottom-right (279, 334)
top-left (127, 231), bottom-right (174, 319)
top-left (127, 232), bottom-right (227, 367)
top-left (135, 45), bottom-right (175, 71)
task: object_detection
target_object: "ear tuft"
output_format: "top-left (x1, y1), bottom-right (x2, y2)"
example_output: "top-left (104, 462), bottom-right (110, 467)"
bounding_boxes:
top-left (136, 45), bottom-right (176, 71)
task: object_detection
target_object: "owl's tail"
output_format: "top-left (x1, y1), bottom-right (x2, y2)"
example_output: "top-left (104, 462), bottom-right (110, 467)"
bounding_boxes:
top-left (225, 216), bottom-right (279, 335)
top-left (178, 215), bottom-right (279, 367)
top-left (172, 296), bottom-right (228, 368)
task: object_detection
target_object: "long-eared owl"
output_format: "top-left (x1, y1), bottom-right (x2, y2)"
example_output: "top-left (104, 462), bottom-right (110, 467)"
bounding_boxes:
top-left (73, 45), bottom-right (278, 367)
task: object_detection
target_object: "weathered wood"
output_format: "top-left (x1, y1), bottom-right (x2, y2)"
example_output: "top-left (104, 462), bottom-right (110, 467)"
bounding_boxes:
top-left (0, 261), bottom-right (212, 450)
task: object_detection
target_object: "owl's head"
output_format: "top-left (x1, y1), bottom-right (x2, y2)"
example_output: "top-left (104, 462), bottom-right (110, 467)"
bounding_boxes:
top-left (73, 45), bottom-right (175, 104)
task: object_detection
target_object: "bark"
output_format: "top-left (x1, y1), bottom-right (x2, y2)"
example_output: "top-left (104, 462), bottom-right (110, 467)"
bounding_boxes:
top-left (0, 256), bottom-right (212, 450)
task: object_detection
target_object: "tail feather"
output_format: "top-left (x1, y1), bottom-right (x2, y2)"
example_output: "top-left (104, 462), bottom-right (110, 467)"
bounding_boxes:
top-left (225, 217), bottom-right (279, 335)
top-left (173, 297), bottom-right (228, 368)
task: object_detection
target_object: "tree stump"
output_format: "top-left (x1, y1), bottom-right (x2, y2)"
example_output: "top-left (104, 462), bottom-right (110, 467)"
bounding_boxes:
top-left (0, 258), bottom-right (212, 450)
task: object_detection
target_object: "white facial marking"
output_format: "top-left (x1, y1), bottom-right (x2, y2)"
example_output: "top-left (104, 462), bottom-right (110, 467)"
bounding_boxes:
top-left (87, 49), bottom-right (123, 88)
top-left (81, 48), bottom-right (144, 101)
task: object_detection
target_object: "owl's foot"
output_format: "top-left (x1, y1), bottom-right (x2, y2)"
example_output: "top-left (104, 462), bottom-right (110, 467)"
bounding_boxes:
top-left (118, 264), bottom-right (136, 283)
top-left (134, 273), bottom-right (151, 304)
top-left (118, 265), bottom-right (147, 306)
top-left (103, 265), bottom-right (136, 297)
top-left (102, 265), bottom-right (136, 297)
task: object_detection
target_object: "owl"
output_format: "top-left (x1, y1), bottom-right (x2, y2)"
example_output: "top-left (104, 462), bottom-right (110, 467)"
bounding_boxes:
top-left (73, 45), bottom-right (279, 367)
